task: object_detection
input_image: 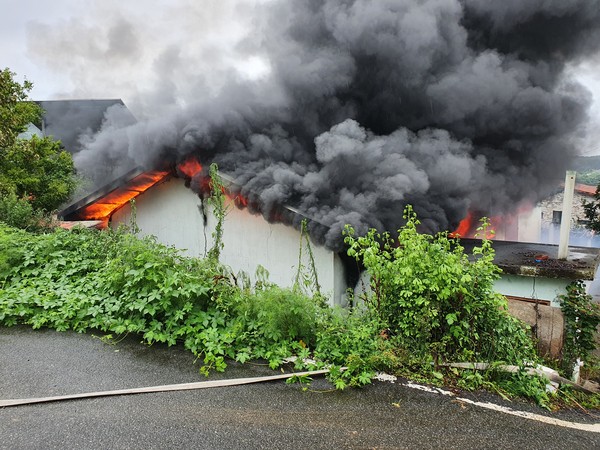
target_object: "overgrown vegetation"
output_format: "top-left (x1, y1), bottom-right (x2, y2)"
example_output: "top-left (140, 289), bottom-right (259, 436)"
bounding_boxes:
top-left (344, 208), bottom-right (536, 366)
top-left (342, 209), bottom-right (568, 409)
top-left (205, 163), bottom-right (229, 264)
top-left (559, 281), bottom-right (600, 377)
top-left (0, 204), bottom-right (598, 409)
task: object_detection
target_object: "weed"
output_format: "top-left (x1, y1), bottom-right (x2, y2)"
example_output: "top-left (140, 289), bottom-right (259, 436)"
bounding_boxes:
top-left (559, 280), bottom-right (600, 377)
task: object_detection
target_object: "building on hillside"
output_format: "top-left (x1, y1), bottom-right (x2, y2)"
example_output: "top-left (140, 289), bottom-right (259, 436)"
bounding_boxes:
top-left (537, 183), bottom-right (600, 247)
top-left (488, 183), bottom-right (600, 247)
top-left (59, 165), bottom-right (600, 357)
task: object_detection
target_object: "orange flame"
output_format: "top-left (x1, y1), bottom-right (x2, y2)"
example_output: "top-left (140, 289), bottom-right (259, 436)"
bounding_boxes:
top-left (450, 211), bottom-right (498, 239)
top-left (76, 170), bottom-right (170, 220)
top-left (75, 154), bottom-right (253, 223)
top-left (450, 211), bottom-right (475, 238)
top-left (178, 156), bottom-right (203, 178)
top-left (177, 156), bottom-right (250, 208)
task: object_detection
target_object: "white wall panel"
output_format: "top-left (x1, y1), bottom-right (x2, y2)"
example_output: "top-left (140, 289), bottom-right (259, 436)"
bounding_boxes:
top-left (112, 178), bottom-right (205, 257)
top-left (111, 177), bottom-right (346, 305)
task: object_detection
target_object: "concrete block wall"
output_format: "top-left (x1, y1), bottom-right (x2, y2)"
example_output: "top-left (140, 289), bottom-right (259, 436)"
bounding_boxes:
top-left (506, 298), bottom-right (564, 358)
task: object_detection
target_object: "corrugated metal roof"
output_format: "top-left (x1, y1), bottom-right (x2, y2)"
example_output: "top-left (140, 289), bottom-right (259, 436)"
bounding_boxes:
top-left (60, 167), bottom-right (170, 221)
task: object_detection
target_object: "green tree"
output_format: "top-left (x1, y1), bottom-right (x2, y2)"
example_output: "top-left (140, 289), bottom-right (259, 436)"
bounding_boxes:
top-left (0, 136), bottom-right (76, 212)
top-left (0, 68), bottom-right (40, 148)
top-left (0, 68), bottom-right (76, 225)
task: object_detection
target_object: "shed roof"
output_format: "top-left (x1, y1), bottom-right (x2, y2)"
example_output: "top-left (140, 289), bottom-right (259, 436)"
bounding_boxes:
top-left (59, 166), bottom-right (329, 234)
top-left (60, 167), bottom-right (170, 221)
top-left (461, 238), bottom-right (600, 280)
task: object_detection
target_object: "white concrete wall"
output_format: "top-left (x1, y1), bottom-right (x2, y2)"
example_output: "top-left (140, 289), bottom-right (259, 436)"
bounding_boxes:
top-left (112, 178), bottom-right (205, 257)
top-left (111, 177), bottom-right (346, 306)
top-left (493, 274), bottom-right (568, 307)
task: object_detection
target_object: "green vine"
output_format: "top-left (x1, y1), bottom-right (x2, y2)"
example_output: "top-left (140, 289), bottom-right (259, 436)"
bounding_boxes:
top-left (128, 199), bottom-right (140, 235)
top-left (293, 219), bottom-right (322, 300)
top-left (206, 163), bottom-right (230, 264)
top-left (559, 280), bottom-right (600, 376)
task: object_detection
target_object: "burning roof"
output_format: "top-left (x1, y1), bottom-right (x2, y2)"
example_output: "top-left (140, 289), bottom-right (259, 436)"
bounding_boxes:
top-left (60, 168), bottom-right (170, 222)
top-left (60, 156), bottom-right (329, 236)
top-left (60, 162), bottom-right (600, 286)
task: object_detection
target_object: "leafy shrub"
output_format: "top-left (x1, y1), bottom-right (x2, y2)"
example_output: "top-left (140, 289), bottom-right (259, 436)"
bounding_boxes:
top-left (559, 280), bottom-right (600, 376)
top-left (0, 192), bottom-right (42, 229)
top-left (313, 308), bottom-right (390, 388)
top-left (0, 207), bottom-right (577, 407)
top-left (0, 223), bottom-right (323, 375)
top-left (344, 206), bottom-right (537, 365)
top-left (0, 222), bottom-right (30, 278)
top-left (233, 286), bottom-right (323, 347)
top-left (0, 225), bottom-right (214, 337)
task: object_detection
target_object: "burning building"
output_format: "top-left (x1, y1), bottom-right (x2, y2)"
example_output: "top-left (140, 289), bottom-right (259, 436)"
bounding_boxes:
top-left (61, 1), bottom-right (600, 252)
top-left (59, 161), bottom-right (600, 355)
top-left (53, 1), bottom-right (600, 353)
top-left (60, 162), bottom-right (351, 306)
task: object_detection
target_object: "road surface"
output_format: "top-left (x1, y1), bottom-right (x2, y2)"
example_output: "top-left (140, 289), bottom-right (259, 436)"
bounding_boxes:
top-left (1, 326), bottom-right (598, 449)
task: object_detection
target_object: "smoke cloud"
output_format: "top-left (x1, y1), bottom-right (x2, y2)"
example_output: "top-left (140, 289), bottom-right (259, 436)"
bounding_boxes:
top-left (30, 0), bottom-right (600, 249)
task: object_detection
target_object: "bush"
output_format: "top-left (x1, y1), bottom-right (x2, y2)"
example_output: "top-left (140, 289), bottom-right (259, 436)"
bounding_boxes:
top-left (344, 206), bottom-right (537, 365)
top-left (559, 280), bottom-right (600, 377)
top-left (0, 225), bottom-right (214, 336)
top-left (233, 286), bottom-right (323, 347)
top-left (0, 192), bottom-right (42, 229)
top-left (0, 208), bottom-right (576, 407)
top-left (314, 308), bottom-right (389, 388)
top-left (0, 223), bottom-right (324, 375)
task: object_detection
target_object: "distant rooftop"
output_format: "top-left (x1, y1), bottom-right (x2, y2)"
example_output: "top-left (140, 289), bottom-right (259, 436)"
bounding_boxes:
top-left (462, 239), bottom-right (600, 280)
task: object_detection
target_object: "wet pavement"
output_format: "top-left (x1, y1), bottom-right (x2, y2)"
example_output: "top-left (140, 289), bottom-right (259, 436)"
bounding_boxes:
top-left (1, 326), bottom-right (599, 449)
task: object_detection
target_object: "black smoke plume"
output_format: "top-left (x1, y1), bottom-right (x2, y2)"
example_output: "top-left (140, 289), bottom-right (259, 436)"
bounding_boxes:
top-left (66, 0), bottom-right (600, 250)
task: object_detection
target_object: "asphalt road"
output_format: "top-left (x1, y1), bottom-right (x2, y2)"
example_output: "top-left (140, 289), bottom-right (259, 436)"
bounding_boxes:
top-left (1, 326), bottom-right (599, 449)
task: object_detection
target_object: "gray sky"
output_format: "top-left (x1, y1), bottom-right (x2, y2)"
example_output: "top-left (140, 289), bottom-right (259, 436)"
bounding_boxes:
top-left (0, 0), bottom-right (83, 97)
top-left (2, 0), bottom-right (599, 153)
top-left (1, 0), bottom-right (270, 111)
